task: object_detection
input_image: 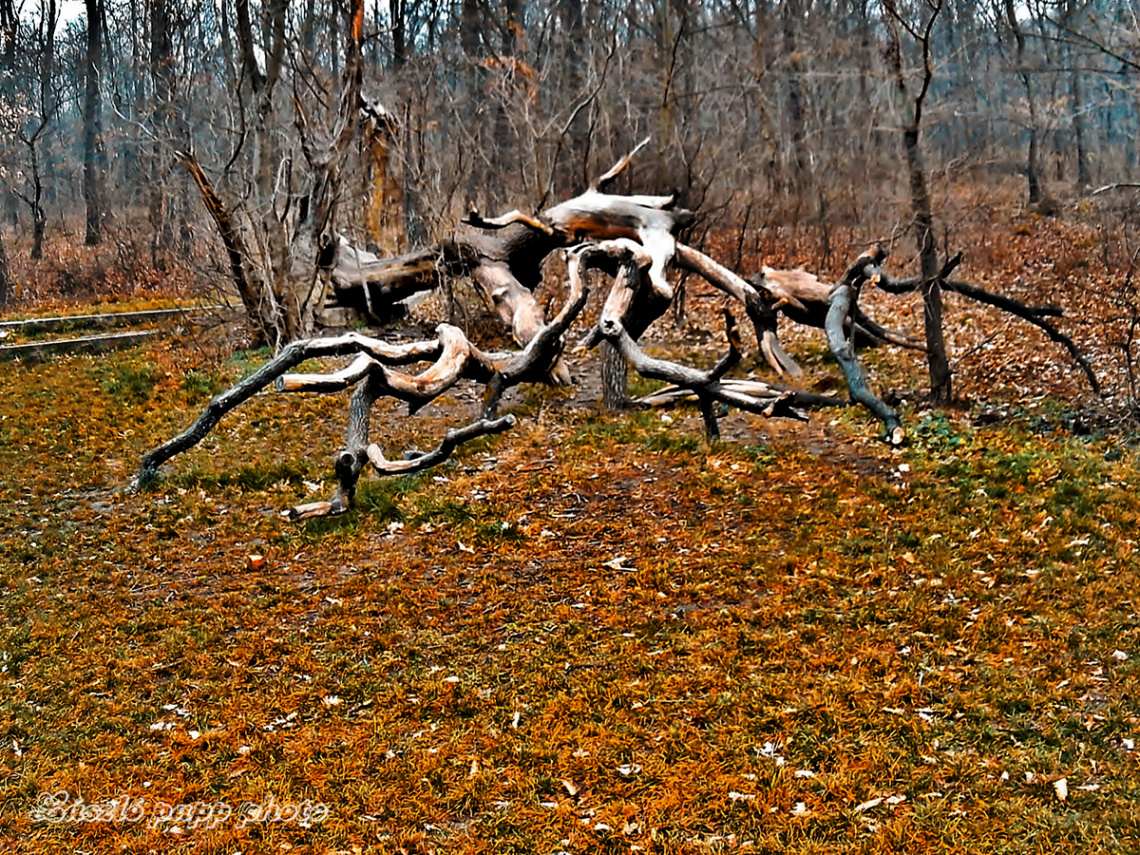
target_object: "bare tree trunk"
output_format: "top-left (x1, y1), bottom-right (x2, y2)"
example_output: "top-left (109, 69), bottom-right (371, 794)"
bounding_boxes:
top-left (1003, 0), bottom-right (1042, 205)
top-left (655, 0), bottom-right (677, 188)
top-left (885, 0), bottom-right (952, 403)
top-left (1071, 70), bottom-right (1090, 188)
top-left (19, 0), bottom-right (57, 262)
top-left (390, 0), bottom-right (406, 68)
top-left (218, 0), bottom-right (236, 89)
top-left (601, 341), bottom-right (629, 409)
top-left (329, 0), bottom-right (339, 78)
top-left (82, 0), bottom-right (105, 245)
top-left (149, 0), bottom-right (173, 259)
top-left (1065, 0), bottom-right (1090, 189)
top-left (783, 0), bottom-right (808, 196)
top-left (27, 141), bottom-right (46, 261)
top-left (362, 104), bottom-right (402, 253)
top-left (0, 224), bottom-right (10, 308)
top-left (559, 0), bottom-right (587, 190)
top-left (0, 0), bottom-right (15, 70)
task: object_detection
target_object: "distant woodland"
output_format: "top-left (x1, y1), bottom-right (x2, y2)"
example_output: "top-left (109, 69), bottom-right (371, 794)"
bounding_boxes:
top-left (0, 0), bottom-right (1136, 308)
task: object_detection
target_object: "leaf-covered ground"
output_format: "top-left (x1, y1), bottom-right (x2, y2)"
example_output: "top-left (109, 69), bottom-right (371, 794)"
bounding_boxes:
top-left (2, 215), bottom-right (1140, 854)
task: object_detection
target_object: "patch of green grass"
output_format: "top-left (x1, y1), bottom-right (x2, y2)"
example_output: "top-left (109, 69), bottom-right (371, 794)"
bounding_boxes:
top-left (173, 459), bottom-right (319, 491)
top-left (474, 520), bottom-right (523, 543)
top-left (570, 410), bottom-right (656, 446)
top-left (641, 429), bottom-right (703, 454)
top-left (179, 369), bottom-right (225, 403)
top-left (413, 496), bottom-right (475, 526)
top-left (226, 345), bottom-right (274, 378)
top-left (96, 360), bottom-right (160, 402)
top-left (628, 375), bottom-right (669, 399)
top-left (355, 474), bottom-right (425, 523)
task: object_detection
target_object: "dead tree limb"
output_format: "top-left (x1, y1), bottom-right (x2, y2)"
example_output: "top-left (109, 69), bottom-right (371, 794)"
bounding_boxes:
top-left (599, 311), bottom-right (809, 442)
top-left (869, 248), bottom-right (1100, 395)
top-left (482, 247), bottom-right (595, 418)
top-left (137, 248), bottom-right (591, 519)
top-left (940, 278), bottom-right (1100, 394)
top-left (826, 251), bottom-right (905, 445)
top-left (636, 380), bottom-right (847, 411)
top-left (276, 324), bottom-right (495, 413)
top-left (132, 331), bottom-right (449, 490)
top-left (757, 263), bottom-right (926, 352)
top-left (673, 243), bottom-right (805, 378)
top-left (329, 140), bottom-right (693, 361)
top-left (366, 417), bottom-right (516, 476)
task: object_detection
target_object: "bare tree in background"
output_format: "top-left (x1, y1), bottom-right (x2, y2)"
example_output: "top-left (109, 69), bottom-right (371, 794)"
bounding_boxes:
top-left (0, 0), bottom-right (16, 303)
top-left (883, 0), bottom-right (952, 403)
top-left (1063, 0), bottom-right (1091, 189)
top-left (148, 0), bottom-right (173, 258)
top-left (14, 0), bottom-right (58, 261)
top-left (179, 0), bottom-right (367, 346)
top-left (1001, 0), bottom-right (1044, 206)
top-left (82, 0), bottom-right (106, 245)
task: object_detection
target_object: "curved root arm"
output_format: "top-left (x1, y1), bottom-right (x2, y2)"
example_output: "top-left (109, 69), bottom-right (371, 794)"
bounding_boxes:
top-left (576, 239), bottom-right (655, 352)
top-left (133, 332), bottom-right (437, 489)
top-left (366, 416), bottom-right (516, 475)
top-left (133, 329), bottom-right (485, 490)
top-left (277, 325), bottom-right (495, 413)
top-left (826, 281), bottom-right (904, 446)
top-left (941, 278), bottom-right (1099, 395)
top-left (599, 312), bottom-right (809, 442)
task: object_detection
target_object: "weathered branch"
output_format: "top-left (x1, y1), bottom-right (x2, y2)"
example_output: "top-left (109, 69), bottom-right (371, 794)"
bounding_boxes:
top-left (826, 256), bottom-right (905, 445)
top-left (941, 279), bottom-right (1061, 318)
top-left (674, 243), bottom-right (805, 377)
top-left (462, 209), bottom-right (555, 236)
top-left (599, 312), bottom-right (809, 442)
top-left (177, 151), bottom-right (259, 324)
top-left (482, 247), bottom-right (594, 417)
top-left (282, 371), bottom-right (383, 521)
top-left (871, 249), bottom-right (960, 293)
top-left (869, 249), bottom-right (1098, 394)
top-left (636, 380), bottom-right (847, 410)
top-left (576, 238), bottom-right (654, 351)
top-left (1092, 183), bottom-right (1140, 196)
top-left (942, 279), bottom-right (1100, 395)
top-left (276, 324), bottom-right (495, 412)
top-left (591, 136), bottom-right (652, 191)
top-left (133, 331), bottom-right (461, 489)
top-left (366, 416), bottom-right (516, 475)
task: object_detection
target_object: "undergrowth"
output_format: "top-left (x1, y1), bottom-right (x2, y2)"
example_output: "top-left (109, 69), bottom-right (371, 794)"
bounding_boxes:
top-left (0, 341), bottom-right (1137, 854)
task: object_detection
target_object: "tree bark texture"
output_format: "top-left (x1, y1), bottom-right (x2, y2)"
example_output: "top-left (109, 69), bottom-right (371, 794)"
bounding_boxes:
top-left (825, 250), bottom-right (904, 445)
top-left (884, 0), bottom-right (953, 404)
top-left (82, 0), bottom-right (105, 246)
top-left (0, 225), bottom-right (10, 308)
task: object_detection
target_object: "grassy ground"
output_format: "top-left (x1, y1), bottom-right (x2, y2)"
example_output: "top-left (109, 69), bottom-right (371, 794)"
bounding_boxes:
top-left (0, 321), bottom-right (1138, 854)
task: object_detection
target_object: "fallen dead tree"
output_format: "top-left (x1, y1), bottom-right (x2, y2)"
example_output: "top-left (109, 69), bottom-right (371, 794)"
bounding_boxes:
top-left (141, 133), bottom-right (1103, 506)
top-left (326, 139), bottom-right (818, 389)
top-left (133, 242), bottom-right (811, 517)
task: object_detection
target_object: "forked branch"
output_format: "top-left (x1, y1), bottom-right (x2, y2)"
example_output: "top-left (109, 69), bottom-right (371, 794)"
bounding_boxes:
top-left (599, 311), bottom-right (809, 442)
